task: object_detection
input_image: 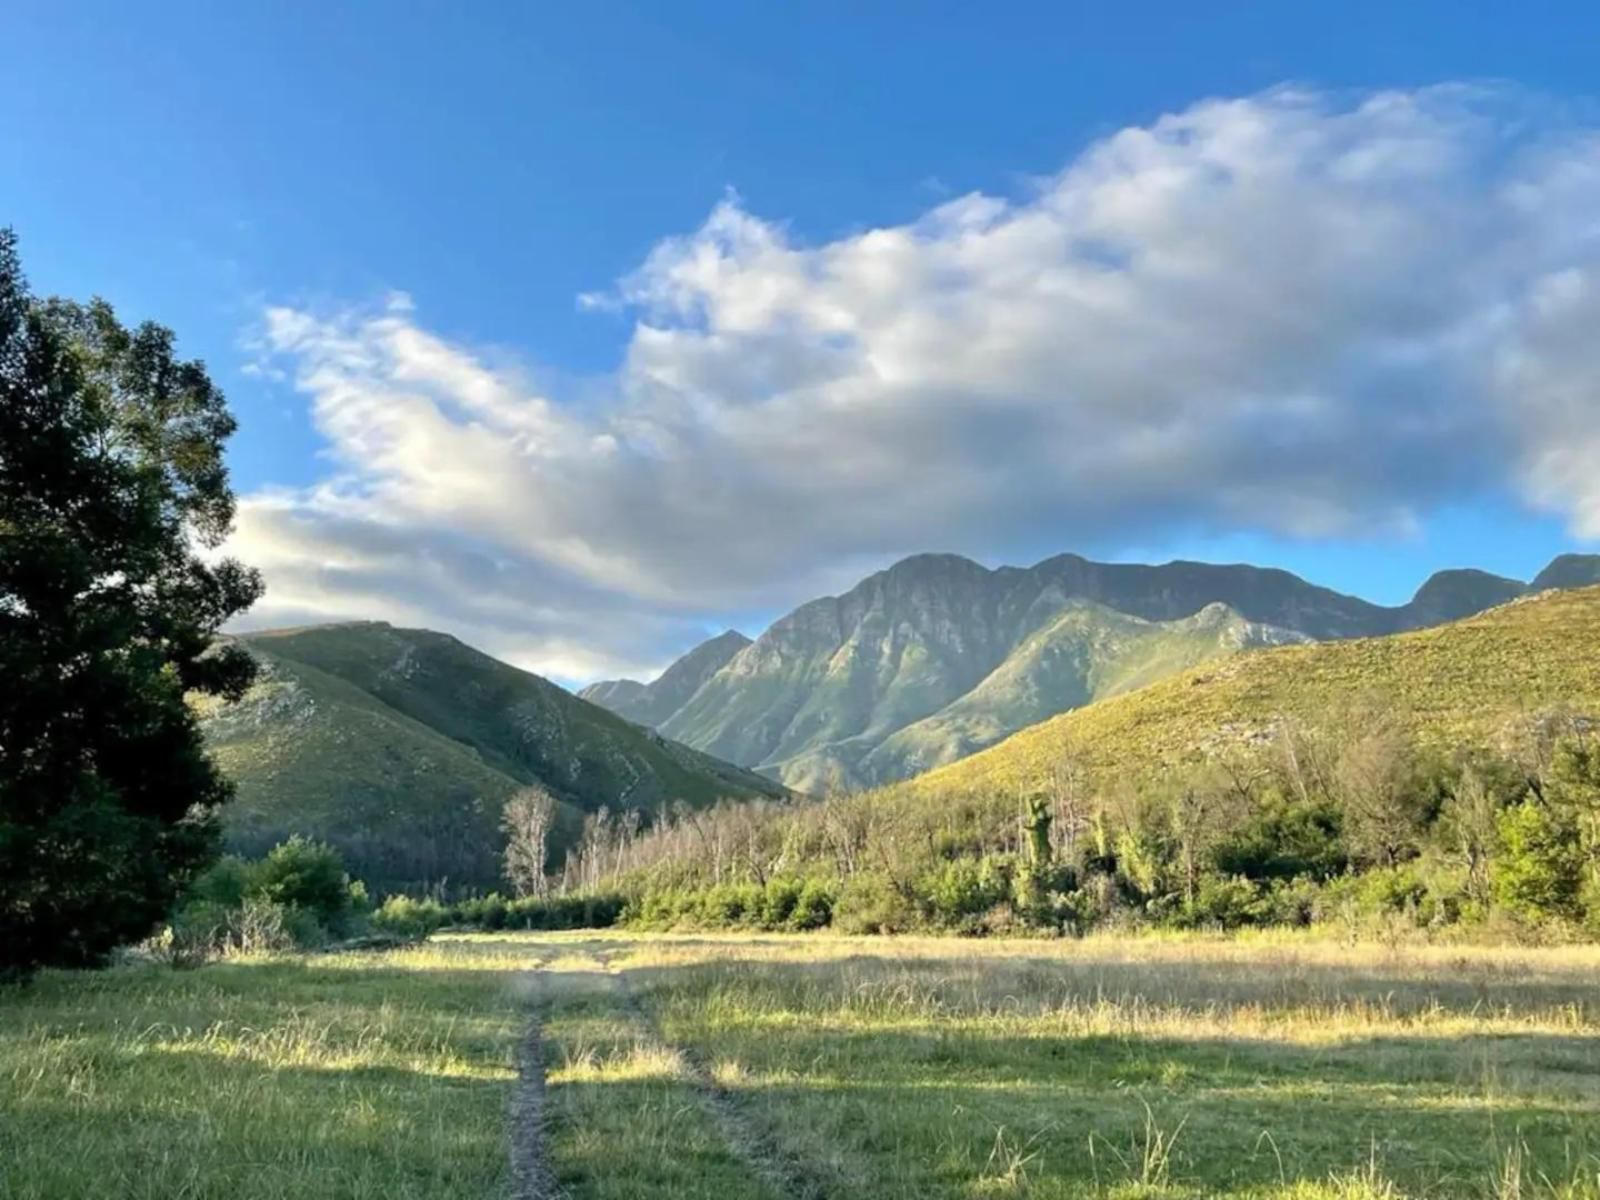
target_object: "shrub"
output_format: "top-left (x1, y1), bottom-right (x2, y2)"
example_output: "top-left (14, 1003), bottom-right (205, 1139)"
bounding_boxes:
top-left (372, 895), bottom-right (451, 938)
top-left (833, 872), bottom-right (914, 935)
top-left (250, 836), bottom-right (354, 932)
top-left (1180, 875), bottom-right (1264, 930)
top-left (759, 878), bottom-right (802, 928)
top-left (921, 857), bottom-right (1009, 930)
top-left (188, 856), bottom-right (253, 909)
top-left (788, 880), bottom-right (834, 931)
top-left (1494, 798), bottom-right (1583, 922)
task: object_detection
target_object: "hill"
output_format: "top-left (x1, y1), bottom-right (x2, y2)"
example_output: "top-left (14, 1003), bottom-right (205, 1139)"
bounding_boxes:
top-left (580, 630), bottom-right (750, 726)
top-left (907, 585), bottom-right (1600, 803)
top-left (199, 622), bottom-right (786, 892)
top-left (585, 551), bottom-right (1600, 791)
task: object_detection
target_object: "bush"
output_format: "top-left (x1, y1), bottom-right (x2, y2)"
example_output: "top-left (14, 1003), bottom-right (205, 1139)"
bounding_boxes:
top-left (1180, 875), bottom-right (1264, 930)
top-left (188, 856), bottom-right (253, 909)
top-left (251, 836), bottom-right (354, 932)
top-left (1494, 798), bottom-right (1584, 922)
top-left (920, 857), bottom-right (1009, 931)
top-left (833, 873), bottom-right (914, 935)
top-left (371, 895), bottom-right (451, 938)
top-left (789, 880), bottom-right (835, 931)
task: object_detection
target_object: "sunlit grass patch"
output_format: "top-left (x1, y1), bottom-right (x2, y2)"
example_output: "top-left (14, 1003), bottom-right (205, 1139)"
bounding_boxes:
top-left (5, 930), bottom-right (1597, 1198)
top-left (557, 931), bottom-right (1600, 1199)
top-left (0, 947), bottom-right (528, 1200)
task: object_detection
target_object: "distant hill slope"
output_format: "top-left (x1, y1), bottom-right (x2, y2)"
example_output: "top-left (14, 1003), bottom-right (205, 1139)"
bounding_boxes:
top-left (200, 623), bottom-right (785, 892)
top-left (583, 550), bottom-right (1600, 791)
top-left (581, 629), bottom-right (750, 726)
top-left (907, 585), bottom-right (1600, 804)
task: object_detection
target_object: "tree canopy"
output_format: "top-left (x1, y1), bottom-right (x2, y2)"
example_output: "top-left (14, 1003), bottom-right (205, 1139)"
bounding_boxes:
top-left (0, 228), bottom-right (262, 976)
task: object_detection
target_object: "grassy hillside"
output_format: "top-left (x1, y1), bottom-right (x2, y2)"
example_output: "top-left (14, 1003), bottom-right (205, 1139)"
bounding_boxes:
top-left (908, 586), bottom-right (1600, 802)
top-left (200, 623), bottom-right (786, 892)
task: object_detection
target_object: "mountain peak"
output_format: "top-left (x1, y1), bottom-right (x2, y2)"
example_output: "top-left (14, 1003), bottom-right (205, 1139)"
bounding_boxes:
top-left (1406, 568), bottom-right (1527, 624)
top-left (1531, 554), bottom-right (1600, 591)
top-left (880, 552), bottom-right (989, 581)
top-left (578, 627), bottom-right (754, 726)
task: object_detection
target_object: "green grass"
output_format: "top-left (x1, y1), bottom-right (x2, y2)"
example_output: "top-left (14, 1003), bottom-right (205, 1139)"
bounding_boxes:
top-left (0, 940), bottom-right (529, 1200)
top-left (5, 932), bottom-right (1598, 1198)
top-left (549, 932), bottom-right (1600, 1199)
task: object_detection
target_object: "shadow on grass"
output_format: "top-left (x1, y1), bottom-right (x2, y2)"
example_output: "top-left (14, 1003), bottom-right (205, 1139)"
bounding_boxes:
top-left (534, 948), bottom-right (1600, 1199)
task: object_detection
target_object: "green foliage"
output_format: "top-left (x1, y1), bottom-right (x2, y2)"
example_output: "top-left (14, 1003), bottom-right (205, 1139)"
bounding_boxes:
top-left (167, 838), bottom-right (365, 959)
top-left (833, 873), bottom-right (915, 935)
top-left (789, 879), bottom-right (835, 930)
top-left (0, 230), bottom-right (262, 977)
top-left (250, 836), bottom-right (353, 928)
top-left (918, 857), bottom-right (1010, 931)
top-left (1494, 797), bottom-right (1584, 922)
top-left (590, 726), bottom-right (1600, 941)
top-left (370, 890), bottom-right (627, 938)
top-left (1215, 795), bottom-right (1346, 881)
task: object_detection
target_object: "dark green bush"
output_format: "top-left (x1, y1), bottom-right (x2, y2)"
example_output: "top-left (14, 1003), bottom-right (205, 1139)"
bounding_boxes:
top-left (250, 836), bottom-right (355, 931)
top-left (789, 880), bottom-right (834, 930)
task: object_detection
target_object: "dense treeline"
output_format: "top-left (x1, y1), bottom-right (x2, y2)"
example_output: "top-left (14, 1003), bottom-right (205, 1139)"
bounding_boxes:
top-left (152, 706), bottom-right (1600, 956)
top-left (149, 835), bottom-right (628, 964)
top-left (547, 707), bottom-right (1600, 940)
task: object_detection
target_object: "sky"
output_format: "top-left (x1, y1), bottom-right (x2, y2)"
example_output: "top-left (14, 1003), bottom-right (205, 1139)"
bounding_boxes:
top-left (5, 2), bottom-right (1600, 684)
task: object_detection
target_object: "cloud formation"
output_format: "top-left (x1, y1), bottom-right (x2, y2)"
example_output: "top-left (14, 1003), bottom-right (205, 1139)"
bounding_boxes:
top-left (230, 85), bottom-right (1600, 681)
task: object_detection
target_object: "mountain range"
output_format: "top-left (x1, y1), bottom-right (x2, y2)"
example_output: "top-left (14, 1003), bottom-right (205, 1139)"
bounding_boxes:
top-left (199, 622), bottom-right (785, 892)
top-left (582, 552), bottom-right (1600, 792)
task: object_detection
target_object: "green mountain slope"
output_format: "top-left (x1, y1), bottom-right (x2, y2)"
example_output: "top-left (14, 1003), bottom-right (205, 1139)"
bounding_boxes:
top-left (907, 586), bottom-right (1600, 804)
top-left (580, 629), bottom-right (750, 726)
top-left (859, 601), bottom-right (1306, 785)
top-left (595, 551), bottom-right (1593, 791)
top-left (200, 622), bottom-right (786, 892)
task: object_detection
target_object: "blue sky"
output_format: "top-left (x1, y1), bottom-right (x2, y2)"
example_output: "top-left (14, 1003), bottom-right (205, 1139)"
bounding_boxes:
top-left (5, 3), bottom-right (1599, 680)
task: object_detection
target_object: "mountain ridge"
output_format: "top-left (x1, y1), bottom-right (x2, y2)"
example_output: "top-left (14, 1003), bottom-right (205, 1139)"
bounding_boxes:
top-left (584, 550), bottom-right (1600, 791)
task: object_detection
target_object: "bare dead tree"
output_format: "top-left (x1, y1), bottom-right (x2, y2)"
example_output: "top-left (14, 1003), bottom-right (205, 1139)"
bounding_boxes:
top-left (501, 786), bottom-right (557, 898)
top-left (1046, 744), bottom-right (1090, 863)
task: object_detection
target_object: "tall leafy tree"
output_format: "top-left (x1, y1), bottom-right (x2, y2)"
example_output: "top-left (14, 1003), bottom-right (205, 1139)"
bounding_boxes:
top-left (0, 229), bottom-right (262, 977)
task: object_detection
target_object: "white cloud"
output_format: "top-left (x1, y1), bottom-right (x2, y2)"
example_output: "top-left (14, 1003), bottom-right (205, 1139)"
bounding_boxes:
top-left (228, 85), bottom-right (1600, 681)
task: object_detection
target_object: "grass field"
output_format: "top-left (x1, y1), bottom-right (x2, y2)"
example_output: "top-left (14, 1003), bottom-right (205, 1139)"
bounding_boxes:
top-left (4, 933), bottom-right (1599, 1199)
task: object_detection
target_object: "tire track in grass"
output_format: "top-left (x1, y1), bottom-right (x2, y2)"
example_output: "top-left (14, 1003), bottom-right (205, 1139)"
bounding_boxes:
top-left (604, 952), bottom-right (832, 1200)
top-left (508, 980), bottom-right (564, 1200)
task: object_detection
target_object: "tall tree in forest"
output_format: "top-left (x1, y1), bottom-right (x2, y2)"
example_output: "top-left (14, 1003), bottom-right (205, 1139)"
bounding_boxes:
top-left (0, 229), bottom-right (262, 977)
